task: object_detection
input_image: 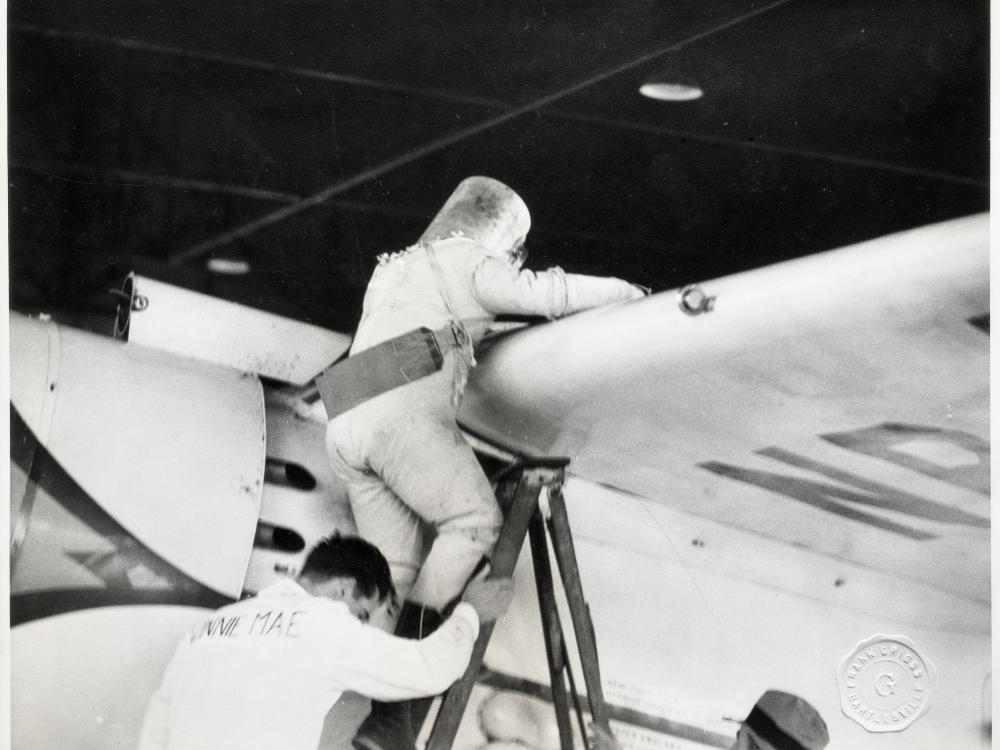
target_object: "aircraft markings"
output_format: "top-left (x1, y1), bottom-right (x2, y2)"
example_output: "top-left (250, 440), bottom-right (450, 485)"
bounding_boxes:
top-left (699, 423), bottom-right (989, 540)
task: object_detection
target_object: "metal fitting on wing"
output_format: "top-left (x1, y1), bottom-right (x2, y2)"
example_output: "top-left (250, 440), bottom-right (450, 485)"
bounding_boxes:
top-left (678, 284), bottom-right (715, 316)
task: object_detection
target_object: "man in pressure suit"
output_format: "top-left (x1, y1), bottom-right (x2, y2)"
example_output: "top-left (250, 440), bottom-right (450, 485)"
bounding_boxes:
top-left (324, 176), bottom-right (647, 750)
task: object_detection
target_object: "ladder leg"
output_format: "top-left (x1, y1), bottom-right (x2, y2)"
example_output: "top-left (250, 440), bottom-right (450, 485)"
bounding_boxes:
top-left (425, 466), bottom-right (560, 750)
top-left (545, 485), bottom-right (611, 733)
top-left (528, 512), bottom-right (575, 750)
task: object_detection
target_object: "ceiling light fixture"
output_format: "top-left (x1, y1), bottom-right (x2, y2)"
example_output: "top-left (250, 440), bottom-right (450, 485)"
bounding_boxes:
top-left (640, 59), bottom-right (704, 102)
top-left (639, 80), bottom-right (703, 102)
top-left (206, 256), bottom-right (252, 276)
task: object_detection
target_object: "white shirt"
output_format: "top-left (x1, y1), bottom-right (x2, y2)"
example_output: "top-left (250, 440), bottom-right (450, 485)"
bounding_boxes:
top-left (138, 579), bottom-right (480, 750)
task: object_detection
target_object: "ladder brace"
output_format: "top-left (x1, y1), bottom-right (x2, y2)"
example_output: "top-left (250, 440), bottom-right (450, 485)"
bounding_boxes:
top-left (425, 457), bottom-right (610, 750)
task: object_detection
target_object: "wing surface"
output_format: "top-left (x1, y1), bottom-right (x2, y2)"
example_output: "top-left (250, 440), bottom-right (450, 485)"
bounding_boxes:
top-left (460, 214), bottom-right (989, 619)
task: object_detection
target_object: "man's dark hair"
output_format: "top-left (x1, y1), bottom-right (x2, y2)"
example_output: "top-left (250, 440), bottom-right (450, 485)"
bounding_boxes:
top-left (300, 534), bottom-right (395, 602)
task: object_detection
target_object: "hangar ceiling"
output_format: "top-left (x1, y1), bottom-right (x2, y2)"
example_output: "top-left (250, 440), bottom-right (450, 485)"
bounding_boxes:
top-left (7, 0), bottom-right (988, 333)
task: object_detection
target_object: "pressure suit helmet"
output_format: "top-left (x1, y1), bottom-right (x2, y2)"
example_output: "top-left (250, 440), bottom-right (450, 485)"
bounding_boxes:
top-left (419, 176), bottom-right (531, 267)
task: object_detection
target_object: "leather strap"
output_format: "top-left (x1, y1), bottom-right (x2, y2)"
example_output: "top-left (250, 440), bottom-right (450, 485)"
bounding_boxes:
top-left (316, 325), bottom-right (454, 419)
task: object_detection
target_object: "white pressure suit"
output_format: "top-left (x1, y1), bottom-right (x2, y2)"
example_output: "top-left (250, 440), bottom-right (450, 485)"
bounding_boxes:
top-left (326, 177), bottom-right (645, 611)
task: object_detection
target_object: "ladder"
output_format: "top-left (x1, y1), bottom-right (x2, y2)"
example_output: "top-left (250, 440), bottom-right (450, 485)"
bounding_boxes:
top-left (425, 457), bottom-right (611, 750)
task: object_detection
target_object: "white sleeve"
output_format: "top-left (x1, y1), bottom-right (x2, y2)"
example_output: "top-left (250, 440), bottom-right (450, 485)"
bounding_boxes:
top-left (324, 603), bottom-right (481, 701)
top-left (470, 257), bottom-right (645, 319)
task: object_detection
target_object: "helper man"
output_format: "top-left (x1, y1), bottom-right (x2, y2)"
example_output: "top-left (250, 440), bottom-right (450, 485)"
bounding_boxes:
top-left (589, 689), bottom-right (829, 750)
top-left (728, 690), bottom-right (829, 750)
top-left (324, 175), bottom-right (648, 750)
top-left (137, 534), bottom-right (513, 750)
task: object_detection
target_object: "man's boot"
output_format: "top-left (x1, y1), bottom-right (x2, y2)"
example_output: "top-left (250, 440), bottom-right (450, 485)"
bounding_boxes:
top-left (352, 600), bottom-right (444, 750)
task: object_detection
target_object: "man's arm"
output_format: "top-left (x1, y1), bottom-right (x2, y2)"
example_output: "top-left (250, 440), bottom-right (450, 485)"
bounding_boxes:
top-left (325, 579), bottom-right (513, 701)
top-left (330, 602), bottom-right (478, 700)
top-left (470, 257), bottom-right (647, 319)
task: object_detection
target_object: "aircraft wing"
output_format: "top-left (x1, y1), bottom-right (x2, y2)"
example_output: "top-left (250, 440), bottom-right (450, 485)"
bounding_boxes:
top-left (458, 214), bottom-right (989, 747)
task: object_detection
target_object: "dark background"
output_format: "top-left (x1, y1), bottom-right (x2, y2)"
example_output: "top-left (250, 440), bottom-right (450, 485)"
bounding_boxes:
top-left (8, 0), bottom-right (988, 334)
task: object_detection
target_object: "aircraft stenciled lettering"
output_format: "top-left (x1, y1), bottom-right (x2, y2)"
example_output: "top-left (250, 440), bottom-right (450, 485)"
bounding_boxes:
top-left (699, 423), bottom-right (989, 540)
top-left (823, 423), bottom-right (989, 494)
top-left (191, 609), bottom-right (304, 642)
